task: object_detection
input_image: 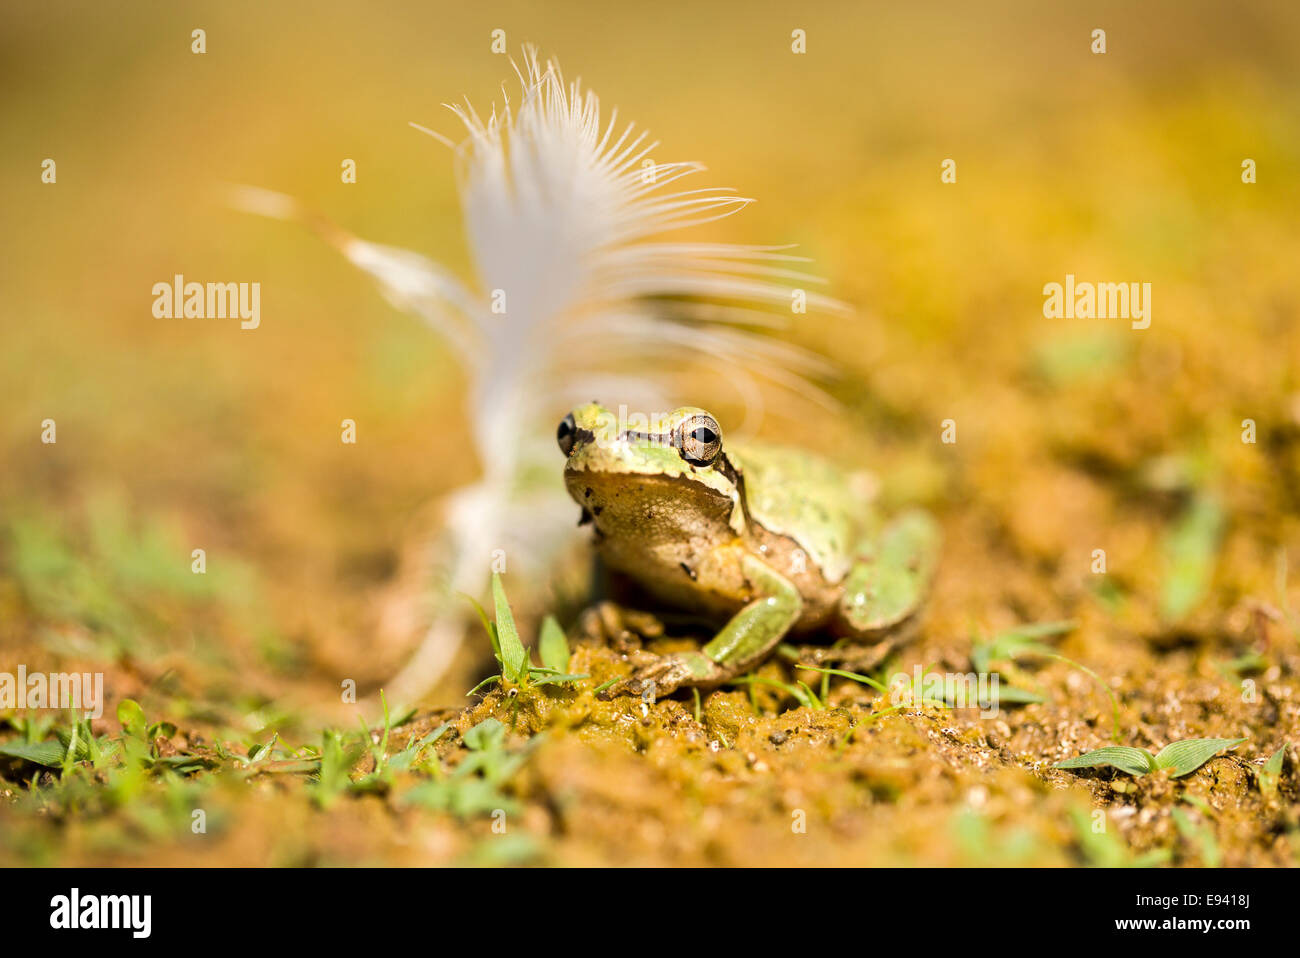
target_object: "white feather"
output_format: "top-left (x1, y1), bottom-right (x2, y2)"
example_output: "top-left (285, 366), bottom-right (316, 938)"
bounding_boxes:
top-left (235, 47), bottom-right (848, 701)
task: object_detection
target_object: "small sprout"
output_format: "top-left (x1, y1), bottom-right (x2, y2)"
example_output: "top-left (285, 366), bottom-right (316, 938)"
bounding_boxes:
top-left (970, 619), bottom-right (1079, 673)
top-left (465, 577), bottom-right (589, 697)
top-left (396, 717), bottom-right (537, 819)
top-left (419, 725), bottom-right (453, 748)
top-left (1216, 651), bottom-right (1268, 678)
top-left (1258, 744), bottom-right (1287, 798)
top-left (1056, 737), bottom-right (1246, 778)
top-left (1160, 494), bottom-right (1223, 622)
top-left (117, 699), bottom-right (148, 740)
top-left (384, 723), bottom-right (452, 776)
top-left (462, 716), bottom-right (506, 752)
top-left (312, 728), bottom-right (366, 807)
top-left (242, 732), bottom-right (282, 767)
top-left (1067, 806), bottom-right (1171, 868)
top-left (1172, 801), bottom-right (1221, 867)
top-left (972, 619), bottom-right (1120, 739)
top-left (1, 712), bottom-right (119, 772)
top-left (1032, 328), bottom-right (1128, 386)
top-left (1056, 746), bottom-right (1155, 777)
top-left (57, 715), bottom-right (113, 768)
top-left (1153, 737), bottom-right (1247, 777)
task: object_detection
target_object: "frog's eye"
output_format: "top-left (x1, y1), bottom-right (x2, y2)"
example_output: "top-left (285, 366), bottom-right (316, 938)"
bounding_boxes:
top-left (674, 414), bottom-right (722, 467)
top-left (556, 413), bottom-right (577, 456)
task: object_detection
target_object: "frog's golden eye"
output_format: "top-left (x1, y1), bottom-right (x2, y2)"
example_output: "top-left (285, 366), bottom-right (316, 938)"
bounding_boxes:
top-left (557, 412), bottom-right (577, 456)
top-left (674, 414), bottom-right (722, 467)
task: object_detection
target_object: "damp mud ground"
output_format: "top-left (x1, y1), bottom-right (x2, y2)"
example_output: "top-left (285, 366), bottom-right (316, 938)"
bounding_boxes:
top-left (2, 1), bottom-right (1300, 866)
top-left (3, 545), bottom-right (1299, 867)
top-left (4, 385), bottom-right (1299, 866)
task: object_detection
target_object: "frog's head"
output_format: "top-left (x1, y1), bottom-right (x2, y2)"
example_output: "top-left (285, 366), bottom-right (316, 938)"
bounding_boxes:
top-left (556, 402), bottom-right (745, 542)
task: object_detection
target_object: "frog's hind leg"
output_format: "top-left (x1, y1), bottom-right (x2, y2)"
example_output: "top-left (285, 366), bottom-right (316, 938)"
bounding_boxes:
top-left (838, 509), bottom-right (941, 637)
top-left (601, 555), bottom-right (802, 699)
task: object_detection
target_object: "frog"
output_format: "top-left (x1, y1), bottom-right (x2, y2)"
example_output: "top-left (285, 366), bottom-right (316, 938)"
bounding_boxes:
top-left (556, 402), bottom-right (941, 698)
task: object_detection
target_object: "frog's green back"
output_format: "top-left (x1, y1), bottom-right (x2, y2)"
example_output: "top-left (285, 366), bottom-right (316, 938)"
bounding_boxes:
top-left (728, 441), bottom-right (864, 583)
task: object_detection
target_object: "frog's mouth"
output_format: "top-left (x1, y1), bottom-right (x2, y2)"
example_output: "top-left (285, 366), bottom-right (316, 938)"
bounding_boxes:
top-left (563, 468), bottom-right (736, 537)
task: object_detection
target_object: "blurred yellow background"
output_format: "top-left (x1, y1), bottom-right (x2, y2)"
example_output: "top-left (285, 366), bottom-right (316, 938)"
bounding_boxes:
top-left (3, 0), bottom-right (1298, 710)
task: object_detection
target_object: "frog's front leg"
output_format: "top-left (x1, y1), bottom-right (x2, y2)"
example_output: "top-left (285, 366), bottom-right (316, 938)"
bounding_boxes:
top-left (604, 554), bottom-right (802, 699)
top-left (838, 508), bottom-right (941, 636)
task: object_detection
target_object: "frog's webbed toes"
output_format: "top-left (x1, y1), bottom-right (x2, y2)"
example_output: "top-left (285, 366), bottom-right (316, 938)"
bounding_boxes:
top-left (599, 650), bottom-right (716, 701)
top-left (790, 639), bottom-right (898, 676)
top-left (578, 601), bottom-right (665, 653)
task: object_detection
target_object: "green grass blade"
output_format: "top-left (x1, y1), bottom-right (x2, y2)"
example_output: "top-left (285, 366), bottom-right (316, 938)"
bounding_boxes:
top-left (61, 720), bottom-right (81, 777)
top-left (463, 717), bottom-right (505, 752)
top-left (795, 680), bottom-right (823, 710)
top-left (528, 672), bottom-right (590, 686)
top-left (995, 619), bottom-right (1079, 642)
top-left (728, 675), bottom-right (820, 710)
top-left (990, 685), bottom-right (1048, 705)
top-left (464, 592), bottom-right (501, 664)
top-left (971, 619), bottom-right (1077, 673)
top-left (466, 674), bottom-right (502, 697)
top-left (490, 573), bottom-right (527, 683)
top-left (793, 662), bottom-right (890, 694)
top-left (1172, 806), bottom-right (1221, 867)
top-left (1036, 652), bottom-right (1122, 742)
top-left (1160, 495), bottom-right (1224, 622)
top-left (538, 615), bottom-right (571, 673)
